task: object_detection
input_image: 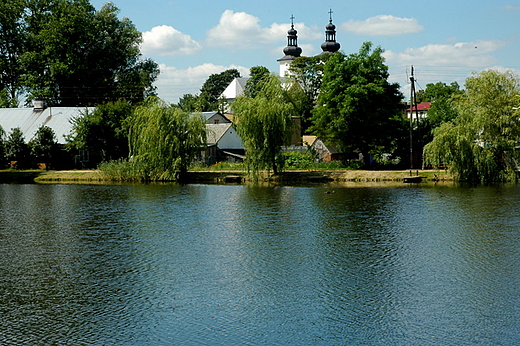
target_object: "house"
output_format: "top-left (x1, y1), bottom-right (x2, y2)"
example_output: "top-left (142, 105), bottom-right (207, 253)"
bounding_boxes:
top-left (0, 102), bottom-right (95, 168)
top-left (204, 123), bottom-right (245, 164)
top-left (221, 77), bottom-right (249, 112)
top-left (192, 111), bottom-right (232, 124)
top-left (406, 102), bottom-right (432, 119)
top-left (303, 135), bottom-right (342, 161)
top-left (0, 102), bottom-right (94, 144)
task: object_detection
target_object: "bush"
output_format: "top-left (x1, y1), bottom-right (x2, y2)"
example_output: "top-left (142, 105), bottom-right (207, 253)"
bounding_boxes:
top-left (280, 151), bottom-right (316, 170)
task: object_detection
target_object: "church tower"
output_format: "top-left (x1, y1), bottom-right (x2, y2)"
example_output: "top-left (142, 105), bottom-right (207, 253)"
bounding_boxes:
top-left (320, 9), bottom-right (340, 54)
top-left (277, 15), bottom-right (302, 76)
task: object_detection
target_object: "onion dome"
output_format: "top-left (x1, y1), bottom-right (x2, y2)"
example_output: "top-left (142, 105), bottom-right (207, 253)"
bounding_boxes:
top-left (278, 15), bottom-right (302, 60)
top-left (320, 10), bottom-right (340, 54)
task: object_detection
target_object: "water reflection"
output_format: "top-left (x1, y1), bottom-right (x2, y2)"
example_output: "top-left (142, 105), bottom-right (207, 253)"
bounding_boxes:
top-left (0, 184), bottom-right (519, 345)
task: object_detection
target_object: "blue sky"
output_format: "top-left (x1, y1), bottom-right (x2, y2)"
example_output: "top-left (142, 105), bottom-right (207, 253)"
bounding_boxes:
top-left (90, 0), bottom-right (520, 103)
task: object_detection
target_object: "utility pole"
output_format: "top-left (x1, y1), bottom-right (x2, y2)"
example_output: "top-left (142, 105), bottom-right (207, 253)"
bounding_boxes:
top-left (409, 66), bottom-right (420, 169)
top-left (409, 66), bottom-right (415, 169)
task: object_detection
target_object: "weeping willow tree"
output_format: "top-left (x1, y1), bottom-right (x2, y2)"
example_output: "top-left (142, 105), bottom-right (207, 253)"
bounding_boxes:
top-left (104, 97), bottom-right (206, 181)
top-left (424, 70), bottom-right (520, 182)
top-left (231, 74), bottom-right (296, 176)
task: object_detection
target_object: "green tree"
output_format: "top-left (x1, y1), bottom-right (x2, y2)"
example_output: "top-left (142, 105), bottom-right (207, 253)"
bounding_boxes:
top-left (0, 0), bottom-right (26, 103)
top-left (67, 100), bottom-right (133, 163)
top-left (288, 55), bottom-right (332, 132)
top-left (5, 127), bottom-right (28, 168)
top-left (244, 66), bottom-right (270, 98)
top-left (424, 70), bottom-right (520, 182)
top-left (199, 69), bottom-right (240, 111)
top-left (177, 93), bottom-right (202, 112)
top-left (29, 125), bottom-right (58, 169)
top-left (126, 98), bottom-right (206, 181)
top-left (0, 88), bottom-right (18, 108)
top-left (16, 1), bottom-right (158, 106)
top-left (423, 82), bottom-right (463, 129)
top-left (421, 81), bottom-right (462, 103)
top-left (310, 43), bottom-right (406, 167)
top-left (232, 75), bottom-right (296, 175)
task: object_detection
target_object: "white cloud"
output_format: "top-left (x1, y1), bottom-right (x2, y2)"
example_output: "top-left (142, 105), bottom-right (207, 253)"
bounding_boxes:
top-left (206, 10), bottom-right (320, 49)
top-left (503, 4), bottom-right (520, 10)
top-left (154, 63), bottom-right (250, 103)
top-left (384, 40), bottom-right (505, 67)
top-left (341, 15), bottom-right (423, 36)
top-left (142, 25), bottom-right (202, 56)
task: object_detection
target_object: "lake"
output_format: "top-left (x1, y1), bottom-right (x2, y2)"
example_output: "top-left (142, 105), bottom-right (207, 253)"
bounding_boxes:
top-left (0, 183), bottom-right (519, 345)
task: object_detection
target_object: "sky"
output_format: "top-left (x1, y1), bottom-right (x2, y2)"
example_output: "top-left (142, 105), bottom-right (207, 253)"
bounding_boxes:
top-left (90, 0), bottom-right (520, 103)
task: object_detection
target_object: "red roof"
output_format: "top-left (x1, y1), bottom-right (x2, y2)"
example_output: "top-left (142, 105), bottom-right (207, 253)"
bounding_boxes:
top-left (407, 102), bottom-right (432, 111)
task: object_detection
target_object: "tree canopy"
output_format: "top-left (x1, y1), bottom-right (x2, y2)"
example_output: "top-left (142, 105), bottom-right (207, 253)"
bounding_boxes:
top-left (177, 69), bottom-right (241, 112)
top-left (244, 66), bottom-right (270, 98)
top-left (67, 100), bottom-right (133, 164)
top-left (424, 70), bottom-right (520, 182)
top-left (310, 43), bottom-right (406, 166)
top-left (0, 0), bottom-right (159, 106)
top-left (29, 125), bottom-right (58, 168)
top-left (126, 98), bottom-right (207, 181)
top-left (4, 127), bottom-right (28, 168)
top-left (199, 69), bottom-right (241, 111)
top-left (232, 75), bottom-right (296, 175)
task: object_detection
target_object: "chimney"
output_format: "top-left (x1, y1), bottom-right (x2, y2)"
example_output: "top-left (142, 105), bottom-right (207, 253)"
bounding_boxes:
top-left (33, 99), bottom-right (47, 111)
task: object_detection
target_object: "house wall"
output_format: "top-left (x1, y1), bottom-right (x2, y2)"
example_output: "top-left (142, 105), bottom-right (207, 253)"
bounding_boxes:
top-left (218, 128), bottom-right (243, 150)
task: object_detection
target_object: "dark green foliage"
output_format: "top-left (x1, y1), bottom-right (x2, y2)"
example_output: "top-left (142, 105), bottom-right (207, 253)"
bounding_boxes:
top-left (0, 89), bottom-right (18, 108)
top-left (67, 100), bottom-right (133, 163)
top-left (310, 43), bottom-right (406, 167)
top-left (0, 0), bottom-right (26, 102)
top-left (281, 151), bottom-right (316, 170)
top-left (199, 69), bottom-right (240, 111)
top-left (177, 93), bottom-right (203, 112)
top-left (1, 0), bottom-right (159, 106)
top-left (244, 66), bottom-right (270, 98)
top-left (420, 81), bottom-right (462, 103)
top-left (5, 127), bottom-right (28, 168)
top-left (28, 125), bottom-right (58, 169)
top-left (288, 55), bottom-right (330, 133)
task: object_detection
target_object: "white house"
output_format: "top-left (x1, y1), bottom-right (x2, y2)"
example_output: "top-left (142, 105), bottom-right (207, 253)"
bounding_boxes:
top-left (406, 102), bottom-right (432, 119)
top-left (204, 123), bottom-right (244, 164)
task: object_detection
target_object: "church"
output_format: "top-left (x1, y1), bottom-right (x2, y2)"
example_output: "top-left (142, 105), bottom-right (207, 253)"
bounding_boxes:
top-left (222, 12), bottom-right (341, 105)
top-left (277, 12), bottom-right (341, 76)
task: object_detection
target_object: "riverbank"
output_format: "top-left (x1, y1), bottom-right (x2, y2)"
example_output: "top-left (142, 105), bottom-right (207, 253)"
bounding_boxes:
top-left (0, 169), bottom-right (453, 185)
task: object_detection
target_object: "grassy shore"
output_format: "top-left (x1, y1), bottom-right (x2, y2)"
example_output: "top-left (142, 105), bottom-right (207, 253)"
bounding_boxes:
top-left (0, 168), bottom-right (453, 185)
top-left (0, 170), bottom-right (104, 184)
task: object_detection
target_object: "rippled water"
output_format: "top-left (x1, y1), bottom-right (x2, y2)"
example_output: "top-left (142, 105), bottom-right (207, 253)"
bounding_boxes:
top-left (0, 183), bottom-right (519, 345)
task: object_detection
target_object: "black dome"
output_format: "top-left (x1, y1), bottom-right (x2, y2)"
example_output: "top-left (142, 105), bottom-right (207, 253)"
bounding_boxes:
top-left (326, 22), bottom-right (336, 30)
top-left (284, 45), bottom-right (302, 57)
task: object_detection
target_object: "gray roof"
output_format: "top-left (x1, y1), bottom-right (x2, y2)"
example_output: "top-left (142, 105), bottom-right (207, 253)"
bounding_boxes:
top-left (221, 77), bottom-right (249, 100)
top-left (0, 107), bottom-right (94, 144)
top-left (191, 111), bottom-right (231, 123)
top-left (206, 123), bottom-right (233, 146)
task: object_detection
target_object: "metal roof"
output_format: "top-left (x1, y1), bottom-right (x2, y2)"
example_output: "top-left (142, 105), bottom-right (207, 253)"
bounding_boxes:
top-left (0, 107), bottom-right (94, 144)
top-left (206, 123), bottom-right (233, 145)
top-left (190, 111), bottom-right (231, 123)
top-left (221, 77), bottom-right (249, 100)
